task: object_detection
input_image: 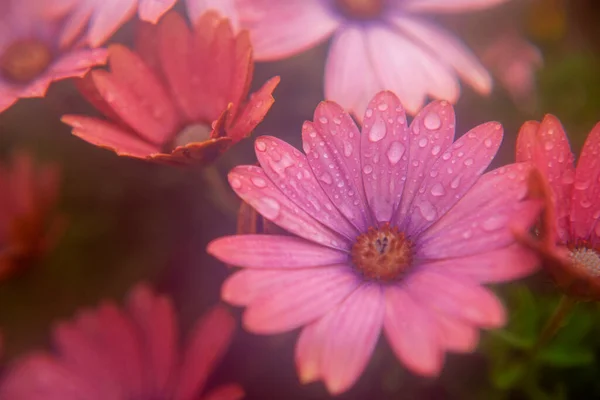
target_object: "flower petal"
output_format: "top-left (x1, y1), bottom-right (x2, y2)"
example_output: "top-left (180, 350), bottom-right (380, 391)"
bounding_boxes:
top-left (360, 91), bottom-right (410, 222)
top-left (241, 266), bottom-right (359, 333)
top-left (207, 234), bottom-right (349, 268)
top-left (138, 0), bottom-right (177, 23)
top-left (321, 284), bottom-right (384, 395)
top-left (434, 312), bottom-right (479, 353)
top-left (185, 0), bottom-right (239, 28)
top-left (405, 121), bottom-right (503, 236)
top-left (295, 311), bottom-right (335, 384)
top-left (228, 165), bottom-right (350, 250)
top-left (303, 102), bottom-right (373, 232)
top-left (49, 48), bottom-right (108, 74)
top-left (383, 285), bottom-right (444, 376)
top-left (201, 384), bottom-right (245, 400)
top-left (87, 0), bottom-right (137, 47)
top-left (254, 136), bottom-right (358, 239)
top-left (236, 0), bottom-right (339, 60)
top-left (402, 0), bottom-right (511, 14)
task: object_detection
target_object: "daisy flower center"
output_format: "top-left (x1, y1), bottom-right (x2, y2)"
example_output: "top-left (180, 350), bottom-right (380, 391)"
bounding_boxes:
top-left (0, 39), bottom-right (52, 83)
top-left (351, 223), bottom-right (412, 282)
top-left (570, 246), bottom-right (600, 277)
top-left (334, 0), bottom-right (385, 19)
top-left (165, 123), bottom-right (212, 152)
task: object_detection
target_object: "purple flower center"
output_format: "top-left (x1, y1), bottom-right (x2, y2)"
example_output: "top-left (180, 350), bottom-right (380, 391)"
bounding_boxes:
top-left (570, 246), bottom-right (600, 277)
top-left (334, 0), bottom-right (385, 20)
top-left (350, 223), bottom-right (413, 282)
top-left (0, 39), bottom-right (52, 83)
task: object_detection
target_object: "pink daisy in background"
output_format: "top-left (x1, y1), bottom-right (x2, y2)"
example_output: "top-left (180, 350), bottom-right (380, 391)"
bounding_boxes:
top-left (208, 91), bottom-right (541, 395)
top-left (0, 0), bottom-right (107, 113)
top-left (231, 0), bottom-right (510, 117)
top-left (0, 283), bottom-right (243, 400)
top-left (516, 116), bottom-right (600, 300)
top-left (62, 11), bottom-right (279, 166)
top-left (0, 152), bottom-right (65, 282)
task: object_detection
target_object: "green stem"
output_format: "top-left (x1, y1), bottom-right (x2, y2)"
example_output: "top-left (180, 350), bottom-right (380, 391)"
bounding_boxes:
top-left (530, 295), bottom-right (577, 357)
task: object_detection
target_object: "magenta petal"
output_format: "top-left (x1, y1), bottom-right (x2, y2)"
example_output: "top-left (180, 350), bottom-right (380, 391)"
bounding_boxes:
top-left (201, 384), bottom-right (245, 400)
top-left (228, 165), bottom-right (350, 250)
top-left (59, 3), bottom-right (94, 48)
top-left (208, 234), bottom-right (349, 268)
top-left (321, 284), bottom-right (384, 395)
top-left (360, 91), bottom-right (410, 222)
top-left (405, 121), bottom-right (503, 236)
top-left (302, 103), bottom-right (373, 231)
top-left (424, 243), bottom-right (539, 283)
top-left (185, 0), bottom-right (239, 27)
top-left (434, 312), bottom-right (479, 353)
top-left (295, 311), bottom-right (335, 384)
top-left (403, 0), bottom-right (510, 13)
top-left (418, 163), bottom-right (540, 259)
top-left (394, 101), bottom-right (456, 228)
top-left (255, 136), bottom-right (359, 239)
top-left (407, 270), bottom-right (506, 328)
top-left (571, 122), bottom-right (600, 242)
top-left (87, 0), bottom-right (137, 47)
top-left (138, 0), bottom-right (177, 23)
top-left (241, 266), bottom-right (359, 333)
top-left (49, 48), bottom-right (108, 74)
top-left (0, 91), bottom-right (17, 113)
top-left (383, 286), bottom-right (444, 376)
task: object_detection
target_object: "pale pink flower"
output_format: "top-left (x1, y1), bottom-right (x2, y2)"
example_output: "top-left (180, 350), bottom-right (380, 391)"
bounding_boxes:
top-left (516, 116), bottom-right (600, 300)
top-left (229, 0), bottom-right (511, 117)
top-left (208, 91), bottom-right (540, 395)
top-left (0, 0), bottom-right (107, 113)
top-left (0, 283), bottom-right (243, 400)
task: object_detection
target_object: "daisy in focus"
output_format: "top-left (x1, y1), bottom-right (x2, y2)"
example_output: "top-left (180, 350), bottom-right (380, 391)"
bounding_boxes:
top-left (0, 152), bottom-right (64, 282)
top-left (0, 283), bottom-right (243, 400)
top-left (208, 91), bottom-right (541, 395)
top-left (0, 0), bottom-right (107, 113)
top-left (232, 0), bottom-right (509, 118)
top-left (516, 116), bottom-right (600, 300)
top-left (62, 11), bottom-right (279, 166)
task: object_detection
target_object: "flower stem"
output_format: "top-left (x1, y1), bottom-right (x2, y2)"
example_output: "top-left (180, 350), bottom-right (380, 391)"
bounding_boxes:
top-left (530, 295), bottom-right (577, 356)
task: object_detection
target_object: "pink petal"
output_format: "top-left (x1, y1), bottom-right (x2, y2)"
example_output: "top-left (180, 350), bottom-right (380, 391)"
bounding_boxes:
top-left (402, 0), bottom-right (511, 14)
top-left (185, 0), bottom-right (239, 28)
top-left (254, 136), bottom-right (359, 239)
top-left (418, 163), bottom-right (540, 259)
top-left (365, 24), bottom-right (459, 114)
top-left (201, 384), bottom-right (245, 400)
top-left (434, 312), bottom-right (479, 353)
top-left (295, 311), bottom-right (335, 384)
top-left (173, 306), bottom-right (235, 400)
top-left (87, 0), bottom-right (137, 47)
top-left (393, 101), bottom-right (456, 228)
top-left (240, 266), bottom-right (359, 333)
top-left (405, 121), bottom-right (503, 236)
top-left (324, 26), bottom-right (381, 121)
top-left (360, 91), bottom-right (410, 222)
top-left (321, 284), bottom-right (384, 395)
top-left (58, 2), bottom-right (94, 48)
top-left (302, 102), bottom-right (373, 232)
top-left (383, 286), bottom-right (444, 376)
top-left (138, 0), bottom-right (177, 23)
top-left (572, 121), bottom-right (600, 243)
top-left (236, 0), bottom-right (339, 60)
top-left (390, 16), bottom-right (491, 95)
top-left (424, 243), bottom-right (539, 283)
top-left (49, 48), bottom-right (108, 74)
top-left (0, 90), bottom-right (18, 113)
top-left (406, 270), bottom-right (506, 328)
top-left (62, 115), bottom-right (159, 157)
top-left (228, 165), bottom-right (350, 250)
top-left (208, 235), bottom-right (349, 269)
top-left (126, 284), bottom-right (178, 397)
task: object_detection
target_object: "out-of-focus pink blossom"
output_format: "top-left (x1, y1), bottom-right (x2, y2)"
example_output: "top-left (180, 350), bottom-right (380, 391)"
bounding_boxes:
top-left (482, 31), bottom-right (543, 111)
top-left (0, 152), bottom-right (65, 281)
top-left (0, 283), bottom-right (243, 400)
top-left (209, 91), bottom-right (540, 395)
top-left (517, 116), bottom-right (600, 300)
top-left (225, 0), bottom-right (512, 117)
top-left (62, 11), bottom-right (279, 166)
top-left (0, 0), bottom-right (107, 113)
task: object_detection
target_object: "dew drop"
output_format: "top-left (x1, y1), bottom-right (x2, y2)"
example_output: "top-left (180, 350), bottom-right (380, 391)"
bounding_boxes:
top-left (251, 177), bottom-right (267, 188)
top-left (544, 140), bottom-right (555, 151)
top-left (575, 180), bottom-right (590, 190)
top-left (368, 117), bottom-right (387, 142)
top-left (333, 116), bottom-right (342, 125)
top-left (481, 215), bottom-right (507, 231)
top-left (365, 108), bottom-right (373, 118)
top-left (484, 138), bottom-right (493, 148)
top-left (230, 177), bottom-right (241, 189)
top-left (430, 183), bottom-right (446, 197)
top-left (363, 165), bottom-right (373, 174)
top-left (418, 137), bottom-right (428, 148)
top-left (580, 199), bottom-right (592, 209)
top-left (387, 141), bottom-right (405, 165)
top-left (424, 112), bottom-right (442, 130)
top-left (259, 197), bottom-right (281, 219)
top-left (450, 176), bottom-right (461, 189)
top-left (378, 102), bottom-right (388, 111)
top-left (319, 116), bottom-right (328, 124)
top-left (463, 158), bottom-right (474, 166)
top-left (255, 140), bottom-right (267, 152)
top-left (319, 173), bottom-right (333, 184)
top-left (417, 200), bottom-right (437, 221)
top-left (343, 141), bottom-right (353, 157)
top-left (431, 145), bottom-right (441, 156)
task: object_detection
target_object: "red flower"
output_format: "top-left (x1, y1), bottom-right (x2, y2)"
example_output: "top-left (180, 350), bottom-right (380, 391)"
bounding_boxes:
top-left (62, 11), bottom-right (279, 166)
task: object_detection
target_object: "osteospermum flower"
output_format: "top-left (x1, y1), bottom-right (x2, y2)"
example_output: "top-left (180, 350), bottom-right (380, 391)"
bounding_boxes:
top-left (0, 0), bottom-right (107, 113)
top-left (62, 11), bottom-right (279, 166)
top-left (208, 91), bottom-right (541, 395)
top-left (0, 152), bottom-right (64, 281)
top-left (0, 283), bottom-right (243, 400)
top-left (516, 116), bottom-right (600, 300)
top-left (231, 0), bottom-right (508, 117)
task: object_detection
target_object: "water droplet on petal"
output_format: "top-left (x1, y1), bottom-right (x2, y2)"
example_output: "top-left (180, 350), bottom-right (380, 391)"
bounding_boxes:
top-left (430, 183), bottom-right (445, 196)
top-left (450, 176), bottom-right (461, 189)
top-left (418, 137), bottom-right (428, 148)
top-left (423, 111), bottom-right (442, 130)
top-left (544, 140), bottom-right (554, 151)
top-left (575, 180), bottom-right (590, 190)
top-left (259, 197), bottom-right (280, 219)
top-left (230, 177), bottom-right (241, 189)
top-left (431, 145), bottom-right (441, 156)
top-left (481, 215), bottom-right (507, 231)
top-left (363, 165), bottom-right (373, 174)
top-left (251, 177), bottom-right (267, 188)
top-left (387, 141), bottom-right (405, 165)
top-left (378, 102), bottom-right (388, 111)
top-left (343, 141), bottom-right (353, 157)
top-left (365, 108), bottom-right (373, 118)
top-left (417, 200), bottom-right (437, 221)
top-left (580, 199), bottom-right (592, 209)
top-left (302, 142), bottom-right (311, 154)
top-left (319, 172), bottom-right (333, 184)
top-left (319, 116), bottom-right (328, 124)
top-left (368, 117), bottom-right (387, 142)
top-left (484, 138), bottom-right (493, 148)
top-left (333, 116), bottom-right (342, 125)
top-left (463, 158), bottom-right (474, 166)
top-left (255, 140), bottom-right (267, 152)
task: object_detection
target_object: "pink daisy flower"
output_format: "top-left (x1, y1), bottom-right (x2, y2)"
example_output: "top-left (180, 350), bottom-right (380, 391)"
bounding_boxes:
top-left (0, 0), bottom-right (107, 113)
top-left (208, 91), bottom-right (541, 395)
top-left (0, 152), bottom-right (65, 282)
top-left (230, 0), bottom-right (510, 117)
top-left (62, 11), bottom-right (279, 166)
top-left (516, 115), bottom-right (600, 300)
top-left (0, 283), bottom-right (243, 400)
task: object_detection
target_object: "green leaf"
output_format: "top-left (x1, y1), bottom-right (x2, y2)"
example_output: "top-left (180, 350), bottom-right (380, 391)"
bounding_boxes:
top-left (491, 361), bottom-right (527, 390)
top-left (538, 347), bottom-right (594, 367)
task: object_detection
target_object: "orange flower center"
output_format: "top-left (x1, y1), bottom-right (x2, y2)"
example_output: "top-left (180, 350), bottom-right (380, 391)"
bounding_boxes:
top-left (351, 223), bottom-right (412, 282)
top-left (570, 246), bottom-right (600, 277)
top-left (0, 39), bottom-right (52, 83)
top-left (335, 0), bottom-right (385, 19)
